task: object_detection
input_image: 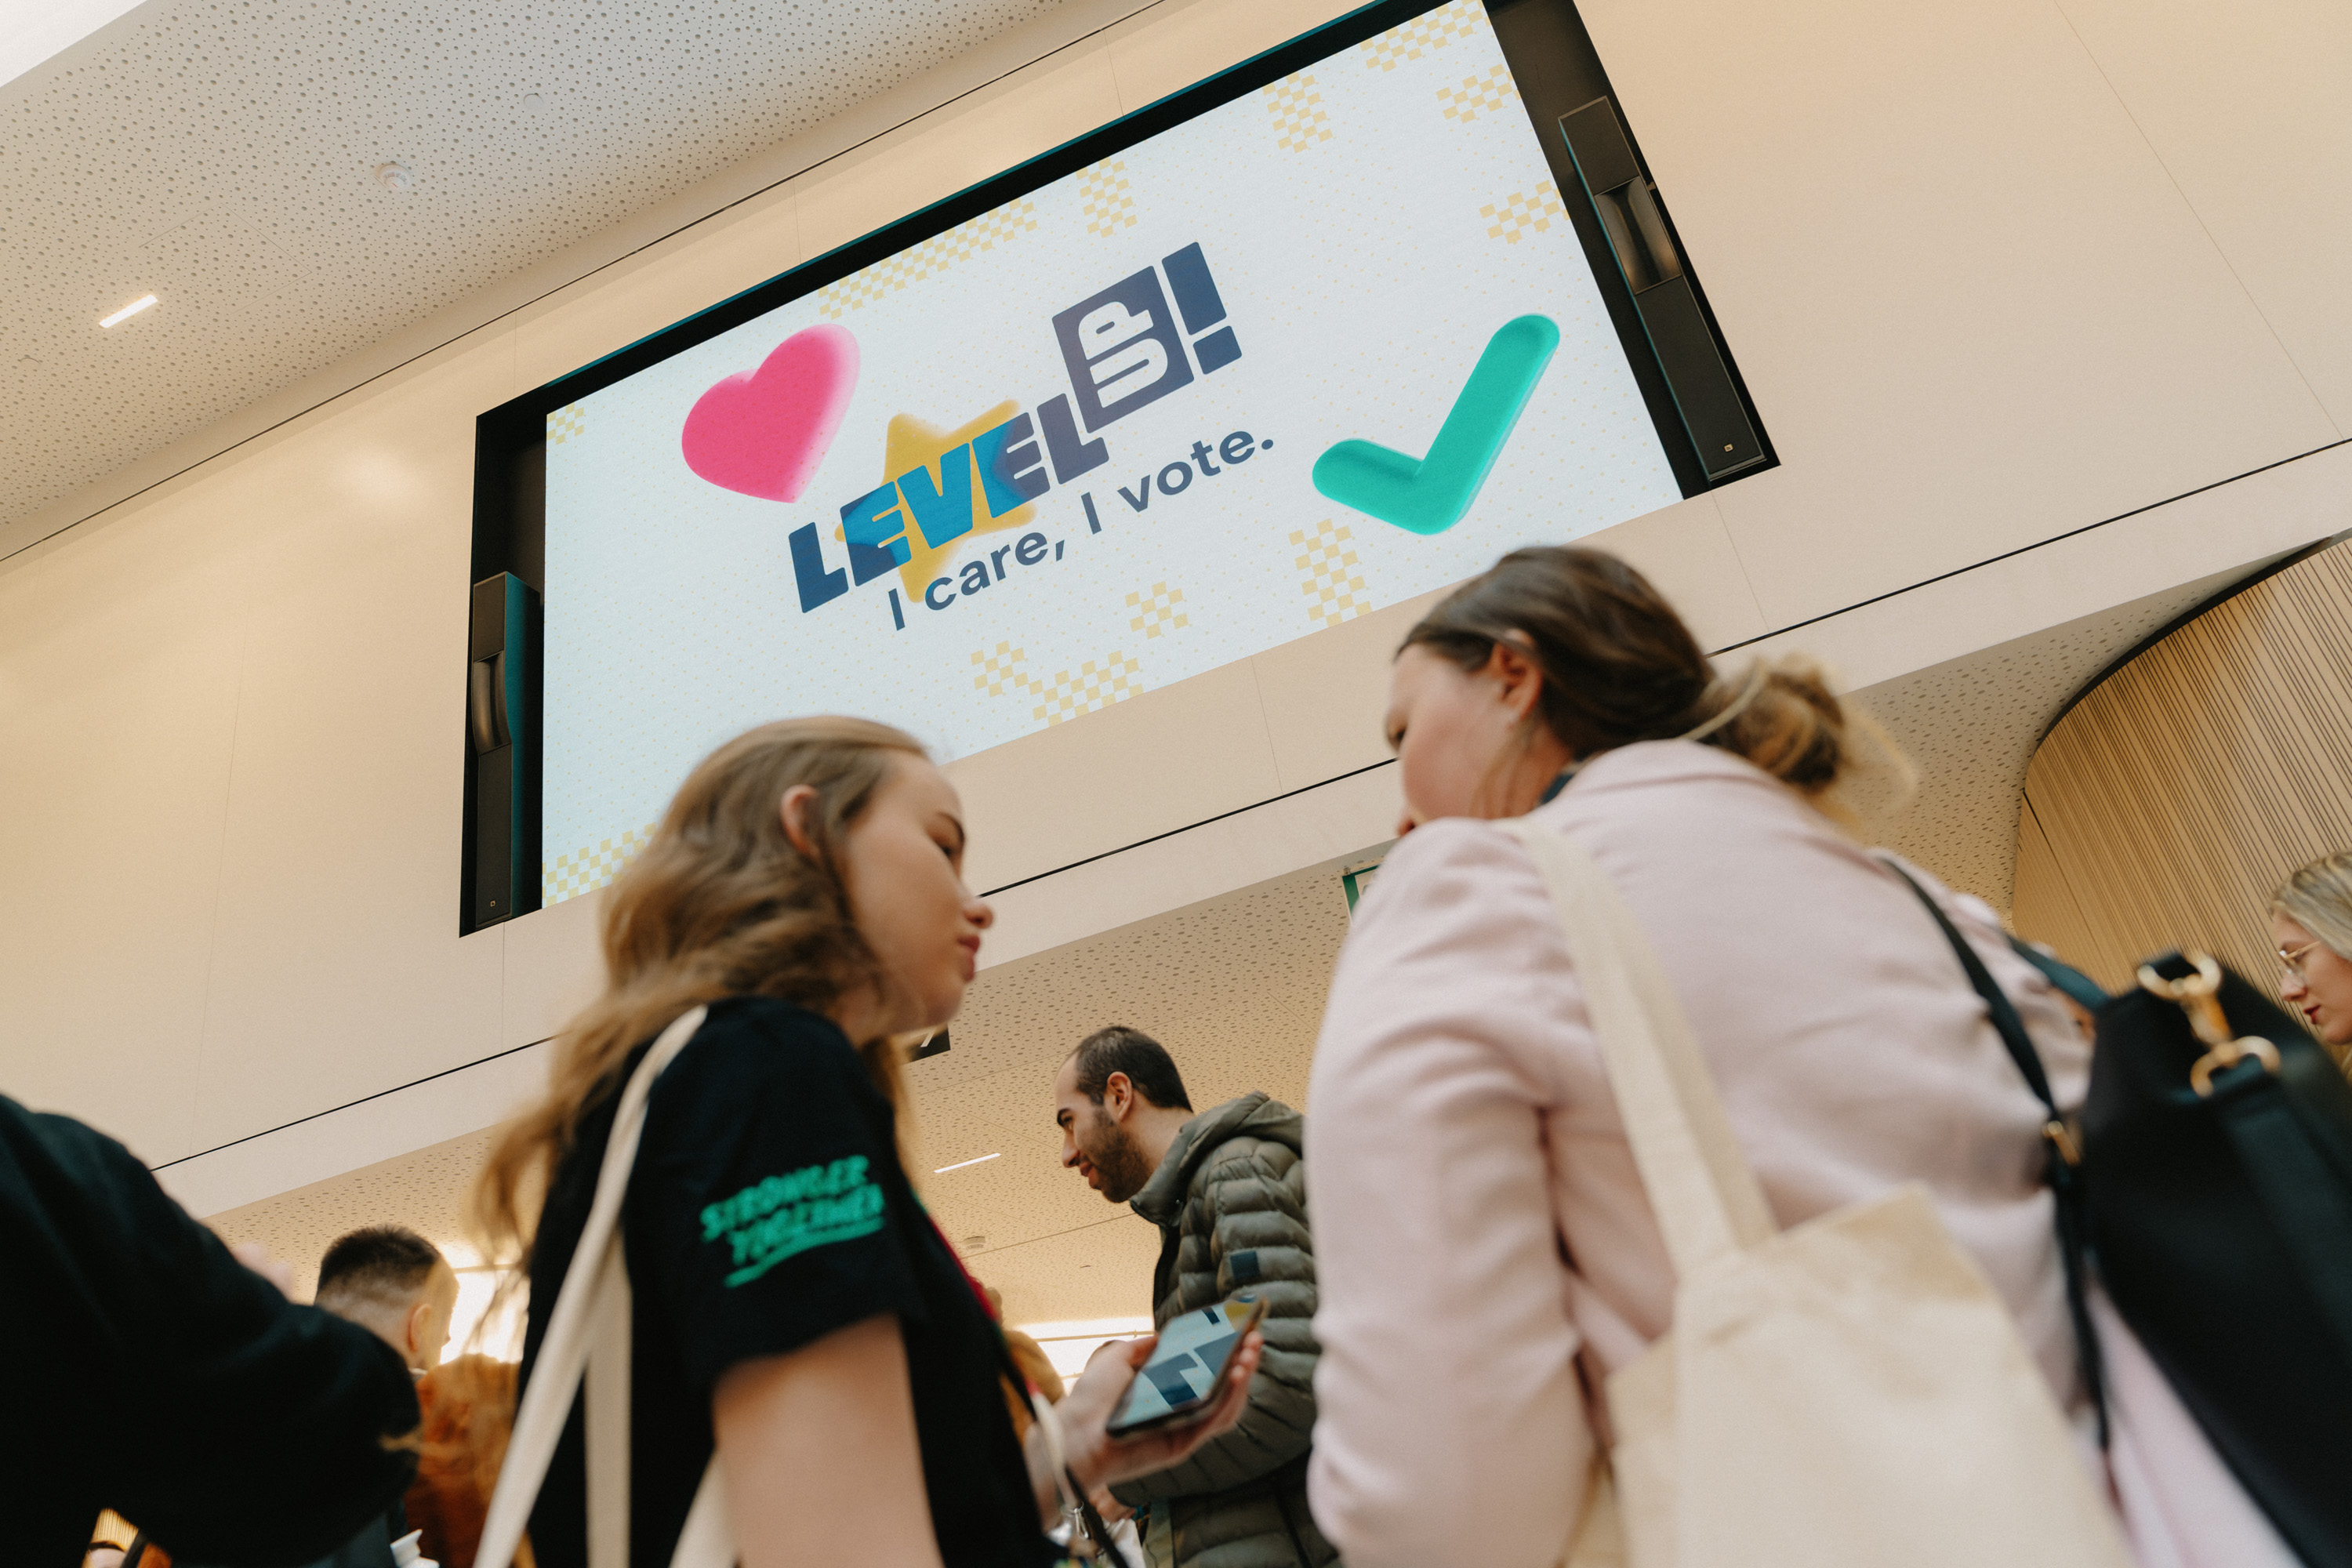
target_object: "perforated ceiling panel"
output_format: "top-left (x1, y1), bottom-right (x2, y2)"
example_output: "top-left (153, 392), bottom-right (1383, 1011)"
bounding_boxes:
top-left (207, 1125), bottom-right (499, 1302)
top-left (1846, 564), bottom-right (2258, 913)
top-left (0, 0), bottom-right (1068, 530)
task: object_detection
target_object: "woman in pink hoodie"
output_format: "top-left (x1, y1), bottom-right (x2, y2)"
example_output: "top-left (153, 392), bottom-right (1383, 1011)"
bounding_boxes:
top-left (1304, 546), bottom-right (2288, 1568)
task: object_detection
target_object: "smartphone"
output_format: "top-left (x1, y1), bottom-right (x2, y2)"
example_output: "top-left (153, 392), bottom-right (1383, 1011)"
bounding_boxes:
top-left (1104, 1294), bottom-right (1269, 1437)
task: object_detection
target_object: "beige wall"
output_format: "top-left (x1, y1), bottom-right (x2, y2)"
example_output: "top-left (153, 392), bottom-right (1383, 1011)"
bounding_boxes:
top-left (5, 0), bottom-right (2352, 1211)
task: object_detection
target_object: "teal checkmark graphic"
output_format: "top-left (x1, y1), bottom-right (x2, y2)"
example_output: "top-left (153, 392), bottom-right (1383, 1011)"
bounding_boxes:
top-left (1312, 314), bottom-right (1560, 535)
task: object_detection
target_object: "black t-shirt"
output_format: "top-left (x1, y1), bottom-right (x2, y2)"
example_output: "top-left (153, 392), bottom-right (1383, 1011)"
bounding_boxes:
top-left (521, 998), bottom-right (1058, 1568)
top-left (0, 1094), bottom-right (419, 1568)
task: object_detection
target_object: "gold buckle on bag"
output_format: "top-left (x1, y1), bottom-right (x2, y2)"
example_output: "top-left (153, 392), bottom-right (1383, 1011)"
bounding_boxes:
top-left (2136, 951), bottom-right (2282, 1098)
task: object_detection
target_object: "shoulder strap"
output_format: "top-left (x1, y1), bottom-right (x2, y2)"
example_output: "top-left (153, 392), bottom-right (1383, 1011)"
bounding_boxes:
top-left (474, 1007), bottom-right (714, 1568)
top-left (1503, 820), bottom-right (1775, 1281)
top-left (2005, 936), bottom-right (2109, 1015)
top-left (1878, 862), bottom-right (2109, 1444)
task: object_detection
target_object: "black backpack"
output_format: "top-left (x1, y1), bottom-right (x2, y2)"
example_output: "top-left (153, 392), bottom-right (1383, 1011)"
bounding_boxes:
top-left (2087, 952), bottom-right (2352, 1568)
top-left (1891, 868), bottom-right (2352, 1566)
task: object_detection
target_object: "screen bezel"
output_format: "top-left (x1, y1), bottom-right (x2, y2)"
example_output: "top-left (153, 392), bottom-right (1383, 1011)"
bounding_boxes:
top-left (461, 0), bottom-right (1771, 931)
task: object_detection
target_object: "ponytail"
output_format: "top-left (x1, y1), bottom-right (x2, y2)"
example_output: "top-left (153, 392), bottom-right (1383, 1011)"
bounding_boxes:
top-left (1399, 546), bottom-right (1875, 800)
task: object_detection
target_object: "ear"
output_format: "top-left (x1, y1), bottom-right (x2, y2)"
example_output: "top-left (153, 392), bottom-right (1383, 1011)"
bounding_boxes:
top-left (405, 1298), bottom-right (431, 1360)
top-left (1103, 1071), bottom-right (1135, 1122)
top-left (779, 784), bottom-right (822, 858)
top-left (1483, 636), bottom-right (1547, 724)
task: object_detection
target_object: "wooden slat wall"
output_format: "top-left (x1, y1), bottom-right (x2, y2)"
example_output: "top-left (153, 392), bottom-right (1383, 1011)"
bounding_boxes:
top-left (2015, 539), bottom-right (2352, 996)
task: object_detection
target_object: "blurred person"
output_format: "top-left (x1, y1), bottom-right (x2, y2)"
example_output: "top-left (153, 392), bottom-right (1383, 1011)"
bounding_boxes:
top-left (471, 717), bottom-right (1259, 1568)
top-left (985, 1283), bottom-right (1068, 1442)
top-left (982, 1284), bottom-right (1117, 1562)
top-left (316, 1226), bottom-right (459, 1374)
top-left (2272, 850), bottom-right (2352, 1057)
top-left (1305, 546), bottom-right (2290, 1568)
top-left (307, 1227), bottom-right (460, 1568)
top-left (86, 1512), bottom-right (172, 1568)
top-left (1054, 1026), bottom-right (1337, 1567)
top-left (405, 1355), bottom-right (517, 1568)
top-left (1, 1095), bottom-right (417, 1567)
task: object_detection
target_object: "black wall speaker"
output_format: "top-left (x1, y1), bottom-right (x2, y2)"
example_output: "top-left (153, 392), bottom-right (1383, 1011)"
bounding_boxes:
top-left (1558, 96), bottom-right (1764, 481)
top-left (1489, 0), bottom-right (1772, 495)
top-left (466, 572), bottom-right (539, 931)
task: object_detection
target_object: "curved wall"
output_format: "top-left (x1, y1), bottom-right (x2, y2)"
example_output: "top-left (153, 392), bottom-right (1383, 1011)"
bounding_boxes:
top-left (2014, 537), bottom-right (2352, 996)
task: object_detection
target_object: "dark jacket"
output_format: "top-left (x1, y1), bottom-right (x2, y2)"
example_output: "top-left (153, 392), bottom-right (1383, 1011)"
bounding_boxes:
top-left (1113, 1093), bottom-right (1338, 1568)
top-left (0, 1094), bottom-right (418, 1568)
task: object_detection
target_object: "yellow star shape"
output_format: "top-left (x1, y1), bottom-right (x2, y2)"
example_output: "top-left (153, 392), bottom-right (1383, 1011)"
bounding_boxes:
top-left (834, 400), bottom-right (1037, 601)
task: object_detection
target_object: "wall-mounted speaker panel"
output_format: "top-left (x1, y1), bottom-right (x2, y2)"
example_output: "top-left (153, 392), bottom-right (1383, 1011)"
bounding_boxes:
top-left (1491, 0), bottom-right (1773, 492)
top-left (464, 572), bottom-right (539, 932)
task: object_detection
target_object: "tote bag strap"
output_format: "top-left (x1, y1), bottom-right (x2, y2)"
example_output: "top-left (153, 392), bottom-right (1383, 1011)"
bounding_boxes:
top-left (1503, 821), bottom-right (1775, 1280)
top-left (476, 1005), bottom-right (713, 1568)
top-left (1878, 860), bottom-right (2110, 1445)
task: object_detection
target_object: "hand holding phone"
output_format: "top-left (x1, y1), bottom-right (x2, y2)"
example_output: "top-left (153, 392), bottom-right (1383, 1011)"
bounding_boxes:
top-left (1046, 1297), bottom-right (1266, 1504)
top-left (1104, 1295), bottom-right (1269, 1437)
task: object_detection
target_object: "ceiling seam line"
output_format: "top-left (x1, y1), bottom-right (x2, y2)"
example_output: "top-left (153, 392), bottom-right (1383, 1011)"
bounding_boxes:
top-left (1709, 437), bottom-right (2352, 655)
top-left (149, 1032), bottom-right (555, 1174)
top-left (959, 1210), bottom-right (1149, 1258)
top-left (977, 755), bottom-right (1398, 898)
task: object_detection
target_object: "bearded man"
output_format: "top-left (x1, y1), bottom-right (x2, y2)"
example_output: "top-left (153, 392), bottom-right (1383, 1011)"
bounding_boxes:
top-left (1053, 1026), bottom-right (1337, 1568)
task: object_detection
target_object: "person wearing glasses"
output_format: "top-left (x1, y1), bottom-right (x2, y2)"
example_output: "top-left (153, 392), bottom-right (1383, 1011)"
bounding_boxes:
top-left (2272, 850), bottom-right (2352, 1057)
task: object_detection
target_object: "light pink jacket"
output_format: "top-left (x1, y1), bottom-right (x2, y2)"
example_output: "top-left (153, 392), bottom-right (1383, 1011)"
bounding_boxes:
top-left (1305, 741), bottom-right (2289, 1568)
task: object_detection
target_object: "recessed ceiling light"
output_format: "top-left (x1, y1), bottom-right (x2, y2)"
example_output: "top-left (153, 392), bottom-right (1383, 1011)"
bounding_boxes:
top-left (99, 294), bottom-right (157, 328)
top-left (934, 1152), bottom-right (1000, 1174)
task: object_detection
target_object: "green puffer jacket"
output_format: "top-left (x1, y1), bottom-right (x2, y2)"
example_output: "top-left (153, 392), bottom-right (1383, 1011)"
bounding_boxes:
top-left (1112, 1093), bottom-right (1340, 1568)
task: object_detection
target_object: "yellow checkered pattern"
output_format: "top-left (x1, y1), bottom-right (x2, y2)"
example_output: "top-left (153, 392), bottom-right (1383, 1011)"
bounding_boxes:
top-left (1078, 159), bottom-right (1138, 237)
top-left (1126, 581), bottom-right (1189, 640)
top-left (971, 641), bottom-right (1032, 697)
top-left (1030, 652), bottom-right (1144, 726)
top-left (1261, 73), bottom-right (1334, 152)
top-left (816, 200), bottom-right (1040, 318)
top-left (1437, 63), bottom-right (1519, 123)
top-left (1482, 181), bottom-right (1569, 245)
top-left (545, 822), bottom-right (655, 904)
top-left (971, 641), bottom-right (1146, 726)
top-left (1359, 0), bottom-right (1483, 71)
top-left (1293, 521), bottom-right (1370, 629)
top-left (546, 403), bottom-right (586, 445)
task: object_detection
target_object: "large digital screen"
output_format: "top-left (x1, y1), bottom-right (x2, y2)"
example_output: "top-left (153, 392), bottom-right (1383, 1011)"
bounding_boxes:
top-left (528, 0), bottom-right (1692, 906)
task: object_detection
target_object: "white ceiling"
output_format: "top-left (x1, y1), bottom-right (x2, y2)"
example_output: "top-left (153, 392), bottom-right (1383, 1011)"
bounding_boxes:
top-left (0, 0), bottom-right (145, 89)
top-left (0, 0), bottom-right (1073, 530)
top-left (205, 563), bottom-right (2268, 1330)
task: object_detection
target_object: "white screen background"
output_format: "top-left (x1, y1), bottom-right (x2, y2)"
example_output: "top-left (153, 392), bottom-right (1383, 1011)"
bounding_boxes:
top-left (539, 0), bottom-right (1680, 904)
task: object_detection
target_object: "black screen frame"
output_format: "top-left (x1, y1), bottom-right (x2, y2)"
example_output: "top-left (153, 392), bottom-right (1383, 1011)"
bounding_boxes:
top-left (462, 0), bottom-right (1770, 931)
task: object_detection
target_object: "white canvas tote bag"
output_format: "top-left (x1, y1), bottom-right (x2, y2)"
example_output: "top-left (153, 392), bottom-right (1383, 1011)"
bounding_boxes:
top-left (1501, 822), bottom-right (2132, 1568)
top-left (474, 1007), bottom-right (736, 1568)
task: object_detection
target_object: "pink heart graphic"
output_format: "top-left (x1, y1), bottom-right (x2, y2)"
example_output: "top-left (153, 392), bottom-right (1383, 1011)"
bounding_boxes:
top-left (680, 324), bottom-right (858, 502)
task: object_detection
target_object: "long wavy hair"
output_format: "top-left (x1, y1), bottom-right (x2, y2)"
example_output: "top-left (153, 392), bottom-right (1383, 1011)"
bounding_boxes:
top-left (470, 715), bottom-right (927, 1271)
top-left (1399, 546), bottom-right (1906, 814)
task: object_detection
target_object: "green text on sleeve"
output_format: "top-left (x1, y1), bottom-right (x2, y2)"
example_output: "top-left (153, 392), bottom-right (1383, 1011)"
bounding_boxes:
top-left (699, 1156), bottom-right (886, 1287)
